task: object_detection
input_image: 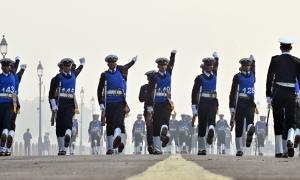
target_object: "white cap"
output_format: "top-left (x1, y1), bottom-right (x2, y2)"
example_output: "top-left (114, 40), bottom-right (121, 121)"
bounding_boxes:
top-left (279, 37), bottom-right (294, 44)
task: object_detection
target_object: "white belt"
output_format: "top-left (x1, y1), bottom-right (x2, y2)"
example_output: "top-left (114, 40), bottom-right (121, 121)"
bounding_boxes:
top-left (201, 92), bottom-right (217, 98)
top-left (155, 92), bottom-right (167, 97)
top-left (59, 93), bottom-right (74, 98)
top-left (238, 93), bottom-right (249, 98)
top-left (0, 93), bottom-right (13, 98)
top-left (107, 90), bottom-right (123, 96)
top-left (276, 82), bottom-right (295, 88)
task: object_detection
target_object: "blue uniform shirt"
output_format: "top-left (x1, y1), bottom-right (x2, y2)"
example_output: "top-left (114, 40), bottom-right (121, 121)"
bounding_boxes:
top-left (238, 72), bottom-right (255, 98)
top-left (199, 74), bottom-right (217, 93)
top-left (59, 71), bottom-right (76, 95)
top-left (154, 72), bottom-right (171, 103)
top-left (105, 69), bottom-right (126, 103)
top-left (0, 73), bottom-right (15, 103)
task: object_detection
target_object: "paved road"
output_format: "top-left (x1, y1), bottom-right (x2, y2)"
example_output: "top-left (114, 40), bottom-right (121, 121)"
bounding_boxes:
top-left (1, 155), bottom-right (300, 180)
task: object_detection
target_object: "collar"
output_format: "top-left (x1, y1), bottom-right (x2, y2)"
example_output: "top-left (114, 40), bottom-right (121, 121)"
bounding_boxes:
top-left (204, 71), bottom-right (212, 77)
top-left (2, 72), bottom-right (9, 76)
top-left (282, 52), bottom-right (290, 55)
top-left (241, 71), bottom-right (250, 76)
top-left (108, 68), bottom-right (117, 73)
top-left (63, 71), bottom-right (71, 76)
top-left (158, 71), bottom-right (166, 76)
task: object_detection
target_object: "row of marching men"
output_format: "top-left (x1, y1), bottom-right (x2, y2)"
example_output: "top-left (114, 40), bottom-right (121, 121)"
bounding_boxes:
top-left (48, 36), bottom-right (300, 158)
top-left (0, 57), bottom-right (26, 156)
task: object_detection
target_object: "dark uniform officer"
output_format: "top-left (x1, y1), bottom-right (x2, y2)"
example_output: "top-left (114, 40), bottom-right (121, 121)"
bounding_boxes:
top-left (23, 128), bottom-right (32, 156)
top-left (168, 113), bottom-right (179, 153)
top-left (229, 55), bottom-right (256, 156)
top-left (0, 58), bottom-right (16, 156)
top-left (266, 37), bottom-right (300, 158)
top-left (255, 116), bottom-right (267, 156)
top-left (70, 118), bottom-right (78, 155)
top-left (146, 50), bottom-right (177, 155)
top-left (139, 70), bottom-right (156, 154)
top-left (88, 114), bottom-right (102, 155)
top-left (6, 57), bottom-right (26, 156)
top-left (191, 52), bottom-right (219, 155)
top-left (132, 114), bottom-right (146, 154)
top-left (215, 114), bottom-right (230, 154)
top-left (98, 54), bottom-right (137, 155)
top-left (49, 57), bottom-right (85, 155)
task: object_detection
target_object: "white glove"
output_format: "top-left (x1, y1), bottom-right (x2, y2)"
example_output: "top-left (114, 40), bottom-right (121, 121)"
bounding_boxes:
top-left (20, 64), bottom-right (27, 70)
top-left (267, 97), bottom-right (272, 108)
top-left (79, 57), bottom-right (86, 65)
top-left (100, 104), bottom-right (105, 111)
top-left (249, 54), bottom-right (254, 60)
top-left (50, 99), bottom-right (58, 112)
top-left (15, 56), bottom-right (21, 61)
top-left (171, 50), bottom-right (177, 54)
top-left (212, 51), bottom-right (219, 59)
top-left (192, 105), bottom-right (197, 116)
top-left (147, 106), bottom-right (153, 113)
top-left (131, 56), bottom-right (138, 63)
top-left (230, 107), bottom-right (235, 114)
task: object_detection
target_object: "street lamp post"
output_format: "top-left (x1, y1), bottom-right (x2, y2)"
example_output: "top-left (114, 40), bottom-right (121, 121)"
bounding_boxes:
top-left (79, 87), bottom-right (84, 155)
top-left (91, 96), bottom-right (95, 115)
top-left (0, 35), bottom-right (8, 58)
top-left (37, 61), bottom-right (44, 156)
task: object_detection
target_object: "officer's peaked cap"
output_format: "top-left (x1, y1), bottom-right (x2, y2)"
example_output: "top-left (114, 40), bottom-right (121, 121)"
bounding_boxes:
top-left (0, 58), bottom-right (14, 65)
top-left (279, 37), bottom-right (294, 45)
top-left (145, 70), bottom-right (156, 76)
top-left (60, 58), bottom-right (74, 65)
top-left (202, 57), bottom-right (215, 65)
top-left (105, 54), bottom-right (118, 62)
top-left (155, 57), bottom-right (169, 65)
top-left (239, 57), bottom-right (253, 65)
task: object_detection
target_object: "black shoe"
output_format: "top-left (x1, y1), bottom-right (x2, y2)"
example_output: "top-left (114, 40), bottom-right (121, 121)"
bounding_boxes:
top-left (6, 135), bottom-right (13, 149)
top-left (58, 150), bottom-right (66, 156)
top-left (0, 133), bottom-right (7, 147)
top-left (147, 145), bottom-right (154, 154)
top-left (118, 142), bottom-right (124, 153)
top-left (287, 140), bottom-right (294, 157)
top-left (113, 136), bottom-right (121, 149)
top-left (5, 150), bottom-right (11, 156)
top-left (64, 134), bottom-right (71, 148)
top-left (153, 150), bottom-right (162, 155)
top-left (106, 149), bottom-right (114, 155)
top-left (282, 153), bottom-right (289, 158)
top-left (207, 129), bottom-right (214, 145)
top-left (236, 151), bottom-right (243, 156)
top-left (197, 150), bottom-right (207, 155)
top-left (258, 152), bottom-right (263, 156)
top-left (0, 151), bottom-right (5, 156)
top-left (246, 126), bottom-right (255, 147)
top-left (275, 153), bottom-right (284, 158)
top-left (160, 127), bottom-right (169, 148)
top-left (222, 150), bottom-right (226, 155)
top-left (294, 135), bottom-right (300, 148)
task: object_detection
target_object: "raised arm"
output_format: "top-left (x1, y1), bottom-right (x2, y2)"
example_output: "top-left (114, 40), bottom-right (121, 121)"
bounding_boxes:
top-left (167, 50), bottom-right (176, 74)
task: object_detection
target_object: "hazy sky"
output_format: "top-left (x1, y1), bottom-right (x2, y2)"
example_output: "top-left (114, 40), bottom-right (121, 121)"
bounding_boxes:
top-left (2, 0), bottom-right (300, 144)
